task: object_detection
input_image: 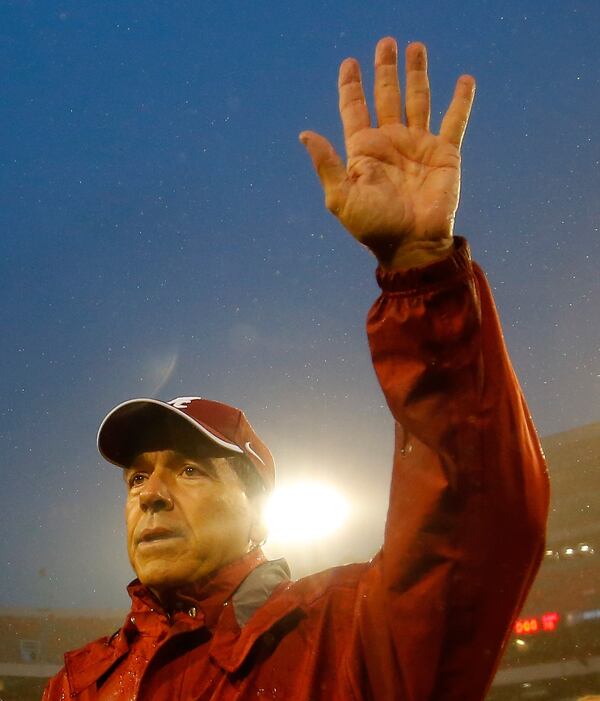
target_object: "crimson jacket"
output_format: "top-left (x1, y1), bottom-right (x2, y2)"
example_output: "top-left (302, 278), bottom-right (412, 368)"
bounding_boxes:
top-left (43, 238), bottom-right (549, 701)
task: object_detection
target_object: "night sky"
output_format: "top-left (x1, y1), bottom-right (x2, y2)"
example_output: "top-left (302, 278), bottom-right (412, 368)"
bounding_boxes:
top-left (1, 0), bottom-right (598, 610)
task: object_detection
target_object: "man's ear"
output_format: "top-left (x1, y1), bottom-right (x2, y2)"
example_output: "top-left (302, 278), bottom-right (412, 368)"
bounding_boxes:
top-left (249, 502), bottom-right (268, 547)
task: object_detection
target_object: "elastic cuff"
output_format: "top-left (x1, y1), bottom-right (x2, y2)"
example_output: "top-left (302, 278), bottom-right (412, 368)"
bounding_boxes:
top-left (375, 237), bottom-right (472, 293)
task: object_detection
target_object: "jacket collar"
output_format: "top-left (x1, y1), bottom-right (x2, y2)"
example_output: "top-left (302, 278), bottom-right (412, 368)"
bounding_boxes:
top-left (112, 547), bottom-right (269, 637)
top-left (208, 571), bottom-right (304, 673)
top-left (63, 548), bottom-right (295, 693)
top-left (172, 547), bottom-right (268, 630)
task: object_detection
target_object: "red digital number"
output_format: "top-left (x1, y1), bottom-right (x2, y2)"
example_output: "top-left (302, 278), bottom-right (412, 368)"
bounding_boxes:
top-left (542, 612), bottom-right (559, 631)
top-left (514, 612), bottom-right (559, 635)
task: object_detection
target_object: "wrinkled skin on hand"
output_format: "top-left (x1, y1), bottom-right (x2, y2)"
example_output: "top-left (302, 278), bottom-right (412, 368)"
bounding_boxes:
top-left (300, 37), bottom-right (476, 269)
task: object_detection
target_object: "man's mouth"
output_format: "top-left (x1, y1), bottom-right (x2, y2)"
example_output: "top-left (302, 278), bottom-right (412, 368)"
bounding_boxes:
top-left (137, 527), bottom-right (181, 545)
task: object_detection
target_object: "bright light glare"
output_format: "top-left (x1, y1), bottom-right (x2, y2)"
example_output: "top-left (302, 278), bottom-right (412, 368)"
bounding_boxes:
top-left (265, 481), bottom-right (349, 544)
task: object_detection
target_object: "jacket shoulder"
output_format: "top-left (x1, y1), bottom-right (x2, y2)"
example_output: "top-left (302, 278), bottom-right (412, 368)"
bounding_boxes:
top-left (43, 665), bottom-right (68, 700)
top-left (285, 560), bottom-right (371, 606)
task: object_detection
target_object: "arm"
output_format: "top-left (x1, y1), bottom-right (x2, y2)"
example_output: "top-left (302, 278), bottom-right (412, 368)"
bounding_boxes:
top-left (301, 38), bottom-right (549, 700)
top-left (356, 241), bottom-right (548, 700)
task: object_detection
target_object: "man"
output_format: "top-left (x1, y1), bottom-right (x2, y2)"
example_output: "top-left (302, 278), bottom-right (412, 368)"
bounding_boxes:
top-left (43, 37), bottom-right (549, 700)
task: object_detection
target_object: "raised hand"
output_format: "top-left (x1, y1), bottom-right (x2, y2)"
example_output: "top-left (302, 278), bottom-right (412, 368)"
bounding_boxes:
top-left (300, 38), bottom-right (476, 269)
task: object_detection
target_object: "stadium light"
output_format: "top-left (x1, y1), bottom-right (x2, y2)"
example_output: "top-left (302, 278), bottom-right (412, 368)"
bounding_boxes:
top-left (265, 481), bottom-right (350, 544)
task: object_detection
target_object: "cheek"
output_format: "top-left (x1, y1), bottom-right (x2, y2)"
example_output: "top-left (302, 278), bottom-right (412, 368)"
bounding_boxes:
top-left (214, 489), bottom-right (251, 523)
top-left (187, 491), bottom-right (252, 544)
top-left (125, 501), bottom-right (139, 556)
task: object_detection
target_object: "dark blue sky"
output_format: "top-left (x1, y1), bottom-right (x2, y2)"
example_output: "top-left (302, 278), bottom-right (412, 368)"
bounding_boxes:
top-left (1, 0), bottom-right (598, 609)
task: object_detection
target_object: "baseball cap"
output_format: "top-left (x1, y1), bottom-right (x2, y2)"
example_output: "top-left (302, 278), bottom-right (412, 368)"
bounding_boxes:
top-left (97, 396), bottom-right (275, 491)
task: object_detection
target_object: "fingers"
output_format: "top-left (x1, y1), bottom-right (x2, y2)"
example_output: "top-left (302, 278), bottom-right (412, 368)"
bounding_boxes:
top-left (299, 130), bottom-right (349, 214)
top-left (404, 42), bottom-right (430, 130)
top-left (439, 75), bottom-right (476, 148)
top-left (374, 37), bottom-right (401, 127)
top-left (338, 58), bottom-right (370, 145)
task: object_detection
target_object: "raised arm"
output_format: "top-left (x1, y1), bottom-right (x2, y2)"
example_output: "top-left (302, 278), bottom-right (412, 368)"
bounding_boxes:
top-left (302, 38), bottom-right (549, 701)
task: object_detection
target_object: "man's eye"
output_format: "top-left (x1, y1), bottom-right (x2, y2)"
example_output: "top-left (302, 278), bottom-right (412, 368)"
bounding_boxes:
top-left (129, 473), bottom-right (146, 488)
top-left (182, 465), bottom-right (203, 477)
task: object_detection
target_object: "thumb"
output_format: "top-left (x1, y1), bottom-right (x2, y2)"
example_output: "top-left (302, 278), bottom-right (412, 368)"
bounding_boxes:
top-left (299, 131), bottom-right (349, 215)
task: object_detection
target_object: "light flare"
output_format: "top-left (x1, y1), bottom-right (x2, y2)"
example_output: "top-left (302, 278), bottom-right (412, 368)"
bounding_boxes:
top-left (265, 481), bottom-right (350, 544)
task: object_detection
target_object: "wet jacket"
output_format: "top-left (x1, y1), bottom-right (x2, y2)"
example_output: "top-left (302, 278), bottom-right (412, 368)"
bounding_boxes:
top-left (43, 238), bottom-right (549, 701)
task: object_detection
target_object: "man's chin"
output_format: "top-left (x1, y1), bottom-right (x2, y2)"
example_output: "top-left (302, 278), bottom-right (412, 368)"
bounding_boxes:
top-left (132, 553), bottom-right (189, 589)
top-left (136, 566), bottom-right (190, 593)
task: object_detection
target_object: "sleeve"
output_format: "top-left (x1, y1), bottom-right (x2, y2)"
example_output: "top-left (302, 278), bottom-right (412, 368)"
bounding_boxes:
top-left (345, 237), bottom-right (550, 701)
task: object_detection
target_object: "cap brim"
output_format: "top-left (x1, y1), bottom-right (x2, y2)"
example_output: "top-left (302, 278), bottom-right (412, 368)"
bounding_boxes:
top-left (97, 398), bottom-right (243, 468)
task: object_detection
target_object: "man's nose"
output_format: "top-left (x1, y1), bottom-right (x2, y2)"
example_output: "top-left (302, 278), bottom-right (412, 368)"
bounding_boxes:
top-left (138, 473), bottom-right (174, 513)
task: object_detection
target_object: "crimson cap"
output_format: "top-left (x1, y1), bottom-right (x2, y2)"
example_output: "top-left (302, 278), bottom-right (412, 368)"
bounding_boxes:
top-left (97, 396), bottom-right (275, 491)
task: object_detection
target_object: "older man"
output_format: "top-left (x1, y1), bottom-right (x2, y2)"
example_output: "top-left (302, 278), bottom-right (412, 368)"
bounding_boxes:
top-left (43, 37), bottom-right (549, 701)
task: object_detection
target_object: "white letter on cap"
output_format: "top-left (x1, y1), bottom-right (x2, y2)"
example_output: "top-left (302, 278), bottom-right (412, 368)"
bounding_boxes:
top-left (168, 396), bottom-right (201, 409)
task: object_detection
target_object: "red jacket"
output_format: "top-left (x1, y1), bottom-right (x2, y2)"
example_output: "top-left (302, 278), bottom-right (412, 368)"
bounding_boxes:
top-left (43, 239), bottom-right (549, 701)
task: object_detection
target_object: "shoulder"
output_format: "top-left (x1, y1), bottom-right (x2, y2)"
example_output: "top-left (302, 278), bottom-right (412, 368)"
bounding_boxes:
top-left (277, 560), bottom-right (371, 610)
top-left (45, 629), bottom-right (125, 698)
top-left (42, 665), bottom-right (69, 700)
top-left (210, 560), bottom-right (373, 671)
top-left (233, 560), bottom-right (372, 632)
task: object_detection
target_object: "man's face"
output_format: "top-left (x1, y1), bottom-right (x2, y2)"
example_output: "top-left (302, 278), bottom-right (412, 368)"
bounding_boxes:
top-left (124, 449), bottom-right (256, 596)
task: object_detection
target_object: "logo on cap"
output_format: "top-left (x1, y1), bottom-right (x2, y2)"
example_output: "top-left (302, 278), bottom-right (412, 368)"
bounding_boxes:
top-left (168, 397), bottom-right (202, 409)
top-left (245, 441), bottom-right (266, 466)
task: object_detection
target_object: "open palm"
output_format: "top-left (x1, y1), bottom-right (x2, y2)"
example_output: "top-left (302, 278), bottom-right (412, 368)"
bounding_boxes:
top-left (300, 38), bottom-right (476, 268)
